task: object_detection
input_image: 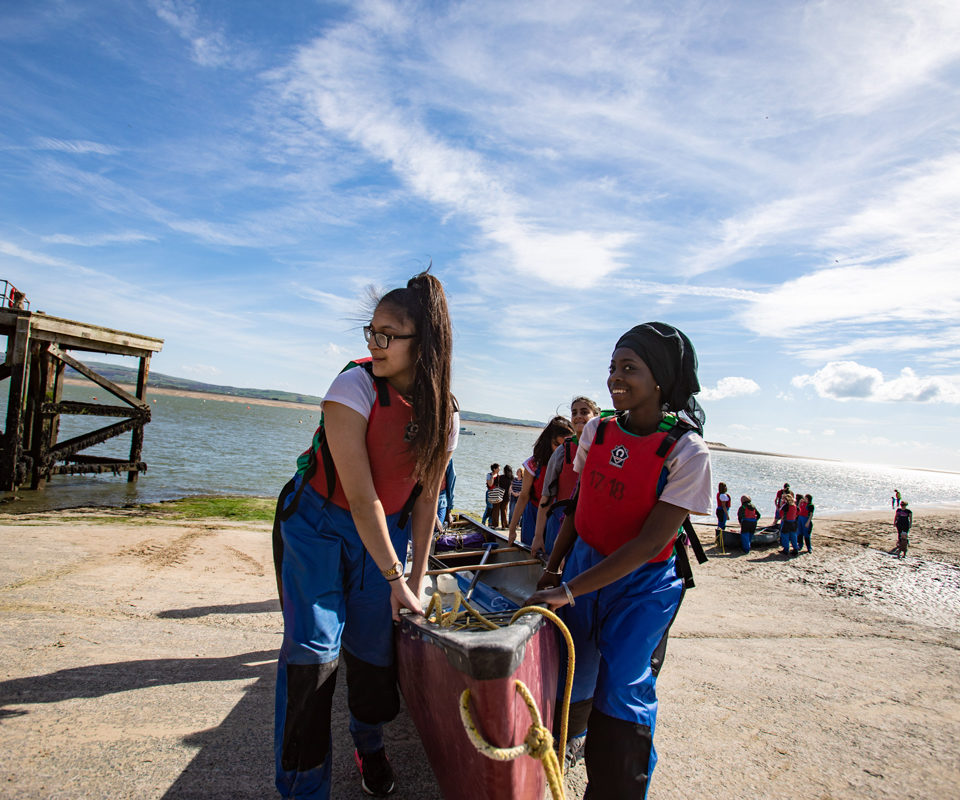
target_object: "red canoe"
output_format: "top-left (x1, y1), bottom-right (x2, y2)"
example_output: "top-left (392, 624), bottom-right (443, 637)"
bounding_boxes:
top-left (397, 516), bottom-right (560, 800)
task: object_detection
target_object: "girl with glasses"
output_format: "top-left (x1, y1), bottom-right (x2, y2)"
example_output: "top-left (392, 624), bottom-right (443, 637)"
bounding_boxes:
top-left (273, 271), bottom-right (457, 800)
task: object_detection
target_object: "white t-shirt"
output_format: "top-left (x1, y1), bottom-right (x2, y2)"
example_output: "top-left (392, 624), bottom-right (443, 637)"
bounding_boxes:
top-left (324, 365), bottom-right (460, 451)
top-left (574, 416), bottom-right (712, 516)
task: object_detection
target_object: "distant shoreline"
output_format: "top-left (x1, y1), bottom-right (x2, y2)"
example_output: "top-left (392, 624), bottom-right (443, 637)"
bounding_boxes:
top-left (61, 379), bottom-right (959, 472)
top-left (65, 378), bottom-right (324, 411)
top-left (62, 378), bottom-right (542, 427)
top-left (706, 443), bottom-right (839, 462)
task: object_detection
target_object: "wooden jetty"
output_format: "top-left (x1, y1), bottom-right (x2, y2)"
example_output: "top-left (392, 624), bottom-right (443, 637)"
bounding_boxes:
top-left (0, 303), bottom-right (163, 492)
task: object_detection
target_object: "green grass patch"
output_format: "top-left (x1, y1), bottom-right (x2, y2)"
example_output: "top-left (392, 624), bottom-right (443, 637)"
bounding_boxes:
top-left (143, 495), bottom-right (275, 522)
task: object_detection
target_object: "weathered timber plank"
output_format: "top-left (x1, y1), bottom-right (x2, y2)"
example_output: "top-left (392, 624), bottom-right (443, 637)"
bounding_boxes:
top-left (0, 316), bottom-right (31, 491)
top-left (63, 455), bottom-right (136, 464)
top-left (51, 461), bottom-right (146, 475)
top-left (45, 417), bottom-right (139, 463)
top-left (0, 310), bottom-right (163, 356)
top-left (50, 347), bottom-right (148, 409)
top-left (40, 401), bottom-right (148, 418)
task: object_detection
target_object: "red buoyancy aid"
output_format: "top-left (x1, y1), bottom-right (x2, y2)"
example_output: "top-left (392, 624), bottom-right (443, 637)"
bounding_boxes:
top-left (782, 503), bottom-right (798, 521)
top-left (524, 456), bottom-right (544, 506)
top-left (741, 505), bottom-right (759, 520)
top-left (574, 417), bottom-right (684, 561)
top-left (303, 358), bottom-right (418, 515)
top-left (797, 499), bottom-right (808, 516)
top-left (555, 438), bottom-right (579, 501)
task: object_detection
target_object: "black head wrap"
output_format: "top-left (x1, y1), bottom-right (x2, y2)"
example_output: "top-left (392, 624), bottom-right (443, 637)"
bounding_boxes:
top-left (614, 321), bottom-right (706, 434)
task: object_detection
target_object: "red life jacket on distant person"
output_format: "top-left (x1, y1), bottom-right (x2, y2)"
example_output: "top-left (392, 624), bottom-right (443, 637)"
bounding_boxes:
top-left (574, 416), bottom-right (688, 561)
top-left (782, 503), bottom-right (798, 522)
top-left (555, 437), bottom-right (580, 501)
top-left (299, 358), bottom-right (418, 515)
top-left (742, 505), bottom-right (759, 521)
top-left (524, 456), bottom-right (545, 506)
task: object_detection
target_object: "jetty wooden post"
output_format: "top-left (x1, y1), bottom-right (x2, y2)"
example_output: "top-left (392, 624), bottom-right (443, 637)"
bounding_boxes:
top-left (0, 308), bottom-right (163, 493)
top-left (0, 316), bottom-right (31, 490)
top-left (127, 353), bottom-right (151, 483)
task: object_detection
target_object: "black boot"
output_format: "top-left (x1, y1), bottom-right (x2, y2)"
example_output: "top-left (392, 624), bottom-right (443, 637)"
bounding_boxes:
top-left (583, 709), bottom-right (653, 799)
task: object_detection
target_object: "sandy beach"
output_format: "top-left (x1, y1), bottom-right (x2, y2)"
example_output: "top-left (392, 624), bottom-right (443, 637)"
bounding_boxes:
top-left (1, 506), bottom-right (958, 799)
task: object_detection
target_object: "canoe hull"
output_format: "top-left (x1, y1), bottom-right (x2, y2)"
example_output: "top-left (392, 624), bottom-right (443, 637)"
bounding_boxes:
top-left (397, 515), bottom-right (558, 800)
top-left (722, 525), bottom-right (780, 549)
top-left (397, 617), bottom-right (558, 800)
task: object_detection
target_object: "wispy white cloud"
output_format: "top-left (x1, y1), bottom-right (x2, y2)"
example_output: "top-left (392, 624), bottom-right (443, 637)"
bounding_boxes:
top-left (42, 231), bottom-right (157, 246)
top-left (793, 361), bottom-right (960, 403)
top-left (0, 238), bottom-right (92, 271)
top-left (277, 9), bottom-right (637, 287)
top-left (33, 137), bottom-right (119, 155)
top-left (150, 0), bottom-right (244, 68)
top-left (700, 377), bottom-right (761, 402)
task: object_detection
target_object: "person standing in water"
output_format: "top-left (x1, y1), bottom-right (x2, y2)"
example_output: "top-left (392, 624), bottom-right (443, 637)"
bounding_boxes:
top-left (273, 272), bottom-right (457, 800)
top-left (530, 322), bottom-right (711, 798)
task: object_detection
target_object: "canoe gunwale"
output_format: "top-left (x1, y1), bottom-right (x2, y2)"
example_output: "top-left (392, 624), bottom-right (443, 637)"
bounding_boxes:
top-left (399, 513), bottom-right (546, 681)
top-left (398, 610), bottom-right (546, 681)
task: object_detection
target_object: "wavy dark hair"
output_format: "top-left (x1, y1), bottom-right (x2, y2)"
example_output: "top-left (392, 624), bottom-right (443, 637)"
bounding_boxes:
top-left (376, 270), bottom-right (455, 490)
top-left (532, 415), bottom-right (575, 470)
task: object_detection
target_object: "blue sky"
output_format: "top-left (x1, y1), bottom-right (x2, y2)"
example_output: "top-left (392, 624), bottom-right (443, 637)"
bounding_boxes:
top-left (3, 0), bottom-right (960, 471)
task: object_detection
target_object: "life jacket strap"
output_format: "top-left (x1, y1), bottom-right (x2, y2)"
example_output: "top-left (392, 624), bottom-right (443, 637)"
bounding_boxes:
top-left (397, 481), bottom-right (423, 529)
top-left (547, 497), bottom-right (575, 519)
top-left (673, 516), bottom-right (708, 589)
top-left (360, 360), bottom-right (392, 407)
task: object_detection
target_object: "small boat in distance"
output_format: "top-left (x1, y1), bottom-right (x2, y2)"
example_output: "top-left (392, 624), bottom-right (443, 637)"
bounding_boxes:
top-left (397, 514), bottom-right (557, 800)
top-left (721, 523), bottom-right (780, 550)
top-left (459, 426), bottom-right (476, 435)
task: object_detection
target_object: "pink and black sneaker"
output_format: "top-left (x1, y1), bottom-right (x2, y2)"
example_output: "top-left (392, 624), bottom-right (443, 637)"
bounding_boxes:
top-left (354, 748), bottom-right (396, 797)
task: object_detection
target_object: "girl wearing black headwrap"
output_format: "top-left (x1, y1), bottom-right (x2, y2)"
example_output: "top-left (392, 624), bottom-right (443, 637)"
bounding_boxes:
top-left (529, 322), bottom-right (712, 799)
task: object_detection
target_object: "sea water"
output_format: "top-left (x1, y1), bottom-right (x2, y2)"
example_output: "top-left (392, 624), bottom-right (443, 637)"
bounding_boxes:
top-left (4, 386), bottom-right (960, 515)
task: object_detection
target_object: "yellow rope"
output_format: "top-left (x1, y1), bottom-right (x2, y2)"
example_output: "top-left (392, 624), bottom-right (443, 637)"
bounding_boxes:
top-left (509, 605), bottom-right (576, 779)
top-left (426, 585), bottom-right (578, 798)
top-left (425, 588), bottom-right (499, 631)
top-left (460, 680), bottom-right (566, 800)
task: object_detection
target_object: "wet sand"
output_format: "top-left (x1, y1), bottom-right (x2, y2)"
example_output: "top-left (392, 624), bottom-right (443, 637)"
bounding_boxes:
top-left (1, 507), bottom-right (958, 799)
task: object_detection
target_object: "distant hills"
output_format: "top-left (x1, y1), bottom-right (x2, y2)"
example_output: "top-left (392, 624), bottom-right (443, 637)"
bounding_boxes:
top-left (69, 361), bottom-right (543, 429)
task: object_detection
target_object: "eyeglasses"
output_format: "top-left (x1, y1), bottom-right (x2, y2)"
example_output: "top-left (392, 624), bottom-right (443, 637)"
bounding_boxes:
top-left (363, 325), bottom-right (416, 349)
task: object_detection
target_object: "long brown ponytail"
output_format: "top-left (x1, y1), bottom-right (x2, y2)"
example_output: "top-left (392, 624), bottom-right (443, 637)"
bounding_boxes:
top-left (377, 270), bottom-right (454, 490)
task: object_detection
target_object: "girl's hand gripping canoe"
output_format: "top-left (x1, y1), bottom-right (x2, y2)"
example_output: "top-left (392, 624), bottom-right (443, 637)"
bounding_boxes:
top-left (526, 583), bottom-right (572, 610)
top-left (536, 569), bottom-right (562, 591)
top-left (390, 577), bottom-right (424, 621)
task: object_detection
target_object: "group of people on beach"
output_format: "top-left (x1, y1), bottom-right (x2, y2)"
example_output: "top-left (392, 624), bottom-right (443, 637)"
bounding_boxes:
top-left (270, 270), bottom-right (713, 800)
top-left (479, 462), bottom-right (522, 530)
top-left (714, 481), bottom-right (815, 555)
